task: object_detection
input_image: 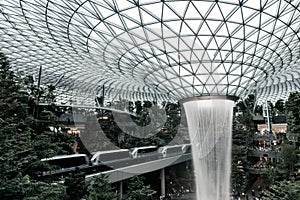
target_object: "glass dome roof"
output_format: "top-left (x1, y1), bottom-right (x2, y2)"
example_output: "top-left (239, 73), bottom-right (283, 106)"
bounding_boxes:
top-left (0, 0), bottom-right (300, 104)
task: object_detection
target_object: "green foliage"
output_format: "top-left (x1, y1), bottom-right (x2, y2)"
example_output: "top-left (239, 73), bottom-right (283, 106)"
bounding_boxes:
top-left (260, 94), bottom-right (300, 195)
top-left (64, 170), bottom-right (86, 200)
top-left (99, 101), bottom-right (181, 149)
top-left (262, 180), bottom-right (300, 200)
top-left (165, 162), bottom-right (194, 195)
top-left (285, 92), bottom-right (300, 136)
top-left (281, 143), bottom-right (298, 171)
top-left (125, 176), bottom-right (156, 200)
top-left (231, 97), bottom-right (256, 192)
top-left (274, 99), bottom-right (285, 114)
top-left (32, 130), bottom-right (73, 159)
top-left (0, 52), bottom-right (74, 198)
top-left (135, 101), bottom-right (143, 114)
top-left (1, 174), bottom-right (66, 200)
top-left (261, 168), bottom-right (281, 187)
top-left (23, 180), bottom-right (66, 200)
top-left (30, 107), bottom-right (74, 160)
top-left (85, 174), bottom-right (118, 200)
top-left (0, 52), bottom-right (36, 198)
top-left (0, 173), bottom-right (25, 199)
top-left (231, 160), bottom-right (248, 192)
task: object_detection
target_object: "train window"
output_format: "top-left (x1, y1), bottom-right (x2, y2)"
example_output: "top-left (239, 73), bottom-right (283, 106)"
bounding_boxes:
top-left (91, 150), bottom-right (131, 164)
top-left (131, 146), bottom-right (158, 158)
top-left (182, 144), bottom-right (192, 153)
top-left (41, 154), bottom-right (88, 169)
top-left (138, 147), bottom-right (157, 154)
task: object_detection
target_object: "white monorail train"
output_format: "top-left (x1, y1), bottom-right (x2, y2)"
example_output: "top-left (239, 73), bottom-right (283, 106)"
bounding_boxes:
top-left (39, 144), bottom-right (191, 179)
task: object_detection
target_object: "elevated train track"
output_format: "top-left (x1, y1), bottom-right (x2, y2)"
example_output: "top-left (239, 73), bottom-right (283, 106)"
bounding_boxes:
top-left (38, 144), bottom-right (192, 182)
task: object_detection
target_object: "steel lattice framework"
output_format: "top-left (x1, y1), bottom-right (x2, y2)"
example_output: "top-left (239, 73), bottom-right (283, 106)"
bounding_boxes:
top-left (0, 0), bottom-right (300, 105)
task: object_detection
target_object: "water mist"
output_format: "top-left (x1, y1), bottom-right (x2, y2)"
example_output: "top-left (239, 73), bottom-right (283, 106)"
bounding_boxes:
top-left (182, 97), bottom-right (235, 200)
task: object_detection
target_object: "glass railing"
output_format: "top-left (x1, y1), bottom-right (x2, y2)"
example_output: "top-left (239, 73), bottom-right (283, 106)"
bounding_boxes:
top-left (249, 148), bottom-right (281, 158)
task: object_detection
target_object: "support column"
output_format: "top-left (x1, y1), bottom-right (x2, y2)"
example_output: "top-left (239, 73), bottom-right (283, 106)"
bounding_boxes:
top-left (119, 181), bottom-right (123, 199)
top-left (34, 65), bottom-right (42, 119)
top-left (160, 168), bottom-right (166, 198)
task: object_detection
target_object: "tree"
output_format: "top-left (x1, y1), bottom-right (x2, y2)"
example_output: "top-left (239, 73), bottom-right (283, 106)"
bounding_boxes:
top-left (99, 101), bottom-right (181, 149)
top-left (231, 158), bottom-right (249, 193)
top-left (64, 169), bottom-right (86, 200)
top-left (281, 143), bottom-right (298, 171)
top-left (262, 180), bottom-right (300, 200)
top-left (0, 52), bottom-right (36, 198)
top-left (0, 52), bottom-right (73, 198)
top-left (231, 99), bottom-right (255, 192)
top-left (274, 99), bottom-right (285, 114)
top-left (22, 176), bottom-right (66, 200)
top-left (26, 75), bottom-right (74, 160)
top-left (85, 174), bottom-right (118, 200)
top-left (261, 167), bottom-right (281, 188)
top-left (258, 93), bottom-right (300, 197)
top-left (285, 92), bottom-right (300, 143)
top-left (125, 176), bottom-right (156, 200)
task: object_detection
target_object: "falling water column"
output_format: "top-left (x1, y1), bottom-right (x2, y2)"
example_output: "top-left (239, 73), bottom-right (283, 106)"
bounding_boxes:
top-left (182, 96), bottom-right (235, 200)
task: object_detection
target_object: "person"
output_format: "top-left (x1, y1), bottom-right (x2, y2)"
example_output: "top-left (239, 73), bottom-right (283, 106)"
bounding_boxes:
top-left (257, 185), bottom-right (262, 191)
top-left (251, 189), bottom-right (255, 197)
top-left (73, 131), bottom-right (81, 153)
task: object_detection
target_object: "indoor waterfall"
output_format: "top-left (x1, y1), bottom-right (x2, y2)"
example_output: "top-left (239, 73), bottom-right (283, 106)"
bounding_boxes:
top-left (182, 97), bottom-right (234, 200)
